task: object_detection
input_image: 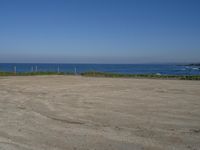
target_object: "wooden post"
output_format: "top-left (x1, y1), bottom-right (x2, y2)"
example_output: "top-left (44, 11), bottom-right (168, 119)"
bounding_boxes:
top-left (14, 66), bottom-right (16, 74)
top-left (57, 66), bottom-right (60, 74)
top-left (74, 67), bottom-right (77, 75)
top-left (35, 66), bottom-right (38, 72)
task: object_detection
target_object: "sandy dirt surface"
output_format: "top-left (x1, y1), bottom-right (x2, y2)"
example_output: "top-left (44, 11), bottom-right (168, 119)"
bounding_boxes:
top-left (0, 76), bottom-right (200, 150)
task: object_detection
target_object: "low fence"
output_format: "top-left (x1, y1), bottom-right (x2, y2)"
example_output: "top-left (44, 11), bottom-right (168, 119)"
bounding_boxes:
top-left (0, 65), bottom-right (78, 74)
top-left (0, 64), bottom-right (200, 76)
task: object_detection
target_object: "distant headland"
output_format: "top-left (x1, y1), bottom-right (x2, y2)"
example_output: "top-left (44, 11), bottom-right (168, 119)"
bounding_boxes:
top-left (185, 63), bottom-right (200, 66)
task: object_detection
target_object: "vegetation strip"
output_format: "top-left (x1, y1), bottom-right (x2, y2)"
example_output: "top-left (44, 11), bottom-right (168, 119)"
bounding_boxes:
top-left (81, 72), bottom-right (200, 80)
top-left (0, 71), bottom-right (200, 80)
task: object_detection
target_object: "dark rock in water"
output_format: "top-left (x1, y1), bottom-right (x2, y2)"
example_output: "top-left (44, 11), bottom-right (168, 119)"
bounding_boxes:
top-left (186, 63), bottom-right (200, 66)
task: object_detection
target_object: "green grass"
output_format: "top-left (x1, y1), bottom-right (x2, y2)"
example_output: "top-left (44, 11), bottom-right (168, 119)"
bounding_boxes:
top-left (1, 71), bottom-right (200, 80)
top-left (81, 72), bottom-right (200, 80)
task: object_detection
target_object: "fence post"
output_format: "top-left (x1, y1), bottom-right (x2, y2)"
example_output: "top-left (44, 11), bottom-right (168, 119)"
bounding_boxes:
top-left (35, 66), bottom-right (38, 72)
top-left (74, 67), bottom-right (77, 75)
top-left (57, 66), bottom-right (60, 74)
top-left (14, 66), bottom-right (16, 74)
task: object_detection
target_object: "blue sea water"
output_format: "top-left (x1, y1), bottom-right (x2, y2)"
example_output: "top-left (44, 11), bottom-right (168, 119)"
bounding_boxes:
top-left (0, 63), bottom-right (200, 75)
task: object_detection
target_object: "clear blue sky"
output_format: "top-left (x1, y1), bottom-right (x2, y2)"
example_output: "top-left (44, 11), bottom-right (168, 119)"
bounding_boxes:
top-left (0, 0), bottom-right (200, 63)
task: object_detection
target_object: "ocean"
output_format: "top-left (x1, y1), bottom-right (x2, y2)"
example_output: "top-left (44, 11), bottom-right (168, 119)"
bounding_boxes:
top-left (0, 63), bottom-right (200, 75)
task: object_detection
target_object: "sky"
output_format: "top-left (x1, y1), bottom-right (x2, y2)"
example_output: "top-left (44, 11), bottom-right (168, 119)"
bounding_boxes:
top-left (0, 0), bottom-right (200, 63)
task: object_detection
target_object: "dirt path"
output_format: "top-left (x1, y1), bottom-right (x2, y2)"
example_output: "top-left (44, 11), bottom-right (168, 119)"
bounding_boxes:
top-left (0, 76), bottom-right (200, 150)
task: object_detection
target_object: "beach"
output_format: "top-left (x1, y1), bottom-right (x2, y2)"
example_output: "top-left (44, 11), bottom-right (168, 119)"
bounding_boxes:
top-left (0, 75), bottom-right (200, 150)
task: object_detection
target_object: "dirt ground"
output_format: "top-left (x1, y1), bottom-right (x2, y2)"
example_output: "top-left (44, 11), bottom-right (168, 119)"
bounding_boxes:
top-left (0, 76), bottom-right (200, 150)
